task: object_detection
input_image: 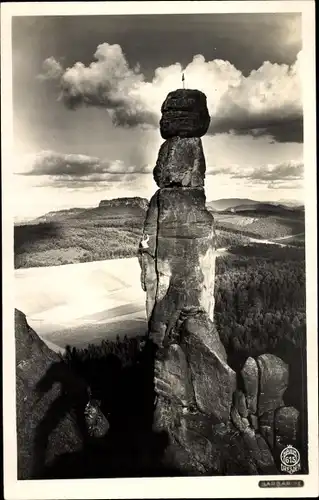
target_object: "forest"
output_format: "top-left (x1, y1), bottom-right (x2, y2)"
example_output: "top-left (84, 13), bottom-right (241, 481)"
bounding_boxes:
top-left (49, 241), bottom-right (307, 477)
top-left (62, 243), bottom-right (306, 418)
top-left (215, 213), bottom-right (304, 240)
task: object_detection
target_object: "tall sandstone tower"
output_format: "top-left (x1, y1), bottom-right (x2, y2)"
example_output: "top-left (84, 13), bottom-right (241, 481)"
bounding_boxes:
top-left (138, 89), bottom-right (237, 473)
top-left (139, 89), bottom-right (301, 476)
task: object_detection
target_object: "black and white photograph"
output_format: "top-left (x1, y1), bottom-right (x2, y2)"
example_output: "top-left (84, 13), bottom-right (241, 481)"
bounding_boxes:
top-left (2, 1), bottom-right (318, 498)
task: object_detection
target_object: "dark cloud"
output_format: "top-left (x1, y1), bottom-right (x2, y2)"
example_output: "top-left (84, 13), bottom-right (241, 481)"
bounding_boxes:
top-left (19, 150), bottom-right (153, 188)
top-left (229, 160), bottom-right (304, 183)
top-left (211, 117), bottom-right (303, 144)
top-left (39, 42), bottom-right (303, 144)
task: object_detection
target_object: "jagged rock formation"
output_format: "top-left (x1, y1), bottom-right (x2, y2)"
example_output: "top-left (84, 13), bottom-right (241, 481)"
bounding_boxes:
top-left (15, 309), bottom-right (109, 479)
top-left (230, 353), bottom-right (295, 473)
top-left (138, 89), bottom-right (301, 475)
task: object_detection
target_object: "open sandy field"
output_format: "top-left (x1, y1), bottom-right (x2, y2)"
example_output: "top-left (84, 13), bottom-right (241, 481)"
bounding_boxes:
top-left (15, 257), bottom-right (147, 352)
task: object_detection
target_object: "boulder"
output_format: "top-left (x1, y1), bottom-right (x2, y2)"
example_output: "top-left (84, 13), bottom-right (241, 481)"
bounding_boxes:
top-left (161, 89), bottom-right (209, 113)
top-left (184, 324), bottom-right (236, 423)
top-left (154, 401), bottom-right (220, 474)
top-left (182, 311), bottom-right (227, 362)
top-left (160, 110), bottom-right (211, 139)
top-left (153, 137), bottom-right (206, 188)
top-left (274, 406), bottom-right (300, 449)
top-left (160, 89), bottom-right (210, 139)
top-left (153, 344), bottom-right (195, 407)
top-left (84, 400), bottom-right (110, 438)
top-left (233, 390), bottom-right (249, 418)
top-left (257, 354), bottom-right (289, 416)
top-left (210, 423), bottom-right (259, 475)
top-left (242, 428), bottom-right (278, 474)
top-left (15, 309), bottom-right (85, 479)
top-left (231, 407), bottom-right (249, 432)
top-left (241, 357), bottom-right (258, 414)
top-left (259, 410), bottom-right (275, 449)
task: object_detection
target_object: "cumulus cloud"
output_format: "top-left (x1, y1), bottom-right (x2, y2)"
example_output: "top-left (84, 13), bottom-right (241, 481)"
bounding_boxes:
top-left (207, 160), bottom-right (303, 186)
top-left (38, 56), bottom-right (64, 81)
top-left (19, 150), bottom-right (153, 188)
top-left (39, 43), bottom-right (303, 142)
top-left (20, 150), bottom-right (303, 193)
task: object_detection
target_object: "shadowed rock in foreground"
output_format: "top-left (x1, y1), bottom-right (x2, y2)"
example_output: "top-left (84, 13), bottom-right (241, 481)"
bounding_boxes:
top-left (15, 309), bottom-right (108, 479)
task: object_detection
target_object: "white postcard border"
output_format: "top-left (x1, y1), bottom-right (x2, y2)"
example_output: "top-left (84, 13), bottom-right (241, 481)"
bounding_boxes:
top-left (2, 2), bottom-right (317, 498)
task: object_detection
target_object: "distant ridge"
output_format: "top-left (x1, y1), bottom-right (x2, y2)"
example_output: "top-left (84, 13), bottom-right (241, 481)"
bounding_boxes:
top-left (224, 202), bottom-right (304, 216)
top-left (207, 198), bottom-right (258, 212)
top-left (99, 197), bottom-right (148, 211)
top-left (17, 197), bottom-right (304, 226)
top-left (25, 197), bottom-right (149, 225)
top-left (207, 198), bottom-right (304, 213)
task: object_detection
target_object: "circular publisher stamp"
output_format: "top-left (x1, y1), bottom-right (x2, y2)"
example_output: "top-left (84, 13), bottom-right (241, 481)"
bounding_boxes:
top-left (280, 445), bottom-right (301, 474)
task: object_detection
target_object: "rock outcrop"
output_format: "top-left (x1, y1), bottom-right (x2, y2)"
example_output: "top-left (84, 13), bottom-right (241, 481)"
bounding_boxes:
top-left (274, 406), bottom-right (300, 450)
top-left (241, 356), bottom-right (259, 414)
top-left (257, 353), bottom-right (289, 415)
top-left (160, 89), bottom-right (210, 139)
top-left (15, 309), bottom-right (109, 479)
top-left (138, 89), bottom-right (236, 473)
top-left (138, 88), bottom-right (302, 476)
top-left (230, 353), bottom-right (299, 473)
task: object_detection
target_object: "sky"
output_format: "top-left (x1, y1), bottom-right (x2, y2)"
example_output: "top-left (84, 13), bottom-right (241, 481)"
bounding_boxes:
top-left (12, 13), bottom-right (304, 219)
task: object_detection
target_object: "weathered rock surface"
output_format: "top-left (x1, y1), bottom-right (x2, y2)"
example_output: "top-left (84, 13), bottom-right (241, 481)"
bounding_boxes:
top-left (15, 309), bottom-right (84, 478)
top-left (242, 429), bottom-right (278, 474)
top-left (160, 89), bottom-right (210, 139)
top-left (138, 191), bottom-right (159, 320)
top-left (257, 354), bottom-right (289, 415)
top-left (241, 357), bottom-right (258, 414)
top-left (259, 410), bottom-right (275, 449)
top-left (184, 321), bottom-right (236, 423)
top-left (153, 137), bottom-right (206, 188)
top-left (154, 395), bottom-right (222, 474)
top-left (274, 406), bottom-right (300, 449)
top-left (152, 309), bottom-right (236, 471)
top-left (154, 344), bottom-right (195, 407)
top-left (233, 390), bottom-right (249, 418)
top-left (161, 89), bottom-right (209, 113)
top-left (182, 311), bottom-right (226, 362)
top-left (15, 309), bottom-right (109, 479)
top-left (84, 400), bottom-right (110, 438)
top-left (148, 187), bottom-right (216, 347)
top-left (249, 414), bottom-right (259, 430)
top-left (139, 88), bottom-right (298, 476)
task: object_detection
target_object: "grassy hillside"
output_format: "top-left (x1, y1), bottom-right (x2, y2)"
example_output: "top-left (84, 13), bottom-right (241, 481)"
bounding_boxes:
top-left (215, 212), bottom-right (305, 241)
top-left (15, 199), bottom-right (305, 269)
top-left (15, 199), bottom-right (149, 268)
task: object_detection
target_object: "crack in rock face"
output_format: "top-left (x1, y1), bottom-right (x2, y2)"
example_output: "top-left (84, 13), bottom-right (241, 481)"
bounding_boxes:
top-left (138, 88), bottom-right (300, 475)
top-left (138, 89), bottom-right (233, 473)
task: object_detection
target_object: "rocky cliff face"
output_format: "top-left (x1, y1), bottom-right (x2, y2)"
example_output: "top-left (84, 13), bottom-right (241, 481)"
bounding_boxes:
top-left (99, 197), bottom-right (149, 211)
top-left (15, 309), bottom-right (109, 479)
top-left (138, 89), bottom-right (301, 475)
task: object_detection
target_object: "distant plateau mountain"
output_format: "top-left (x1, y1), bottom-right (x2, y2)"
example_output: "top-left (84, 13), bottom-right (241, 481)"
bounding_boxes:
top-left (15, 197), bottom-right (304, 226)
